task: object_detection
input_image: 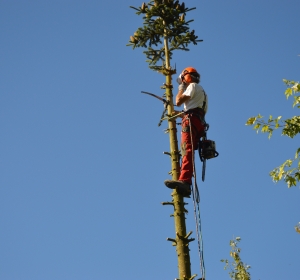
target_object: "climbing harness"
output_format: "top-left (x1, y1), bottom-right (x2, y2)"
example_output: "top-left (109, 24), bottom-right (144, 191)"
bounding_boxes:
top-left (189, 91), bottom-right (219, 182)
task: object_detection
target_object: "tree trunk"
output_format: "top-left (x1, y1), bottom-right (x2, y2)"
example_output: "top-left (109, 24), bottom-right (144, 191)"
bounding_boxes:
top-left (164, 34), bottom-right (192, 280)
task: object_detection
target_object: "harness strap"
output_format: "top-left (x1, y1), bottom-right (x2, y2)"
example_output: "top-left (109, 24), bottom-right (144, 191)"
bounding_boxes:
top-left (202, 91), bottom-right (207, 111)
top-left (182, 108), bottom-right (206, 146)
top-left (184, 107), bottom-right (205, 116)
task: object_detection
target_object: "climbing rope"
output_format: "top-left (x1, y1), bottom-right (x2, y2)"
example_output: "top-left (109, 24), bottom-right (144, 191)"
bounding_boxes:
top-left (191, 189), bottom-right (206, 280)
top-left (188, 116), bottom-right (206, 280)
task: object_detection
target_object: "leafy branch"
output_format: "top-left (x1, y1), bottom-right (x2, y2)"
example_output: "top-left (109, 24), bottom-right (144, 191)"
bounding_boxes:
top-left (269, 148), bottom-right (300, 187)
top-left (295, 222), bottom-right (300, 234)
top-left (246, 79), bottom-right (300, 188)
top-left (245, 114), bottom-right (283, 139)
top-left (221, 237), bottom-right (251, 280)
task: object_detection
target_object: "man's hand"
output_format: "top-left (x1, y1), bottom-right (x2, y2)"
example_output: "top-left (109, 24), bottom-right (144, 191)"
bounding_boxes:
top-left (176, 90), bottom-right (190, 106)
top-left (178, 83), bottom-right (187, 92)
top-left (176, 82), bottom-right (190, 106)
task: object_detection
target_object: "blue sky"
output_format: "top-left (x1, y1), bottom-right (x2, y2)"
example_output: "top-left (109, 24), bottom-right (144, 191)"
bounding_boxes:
top-left (1, 1), bottom-right (299, 279)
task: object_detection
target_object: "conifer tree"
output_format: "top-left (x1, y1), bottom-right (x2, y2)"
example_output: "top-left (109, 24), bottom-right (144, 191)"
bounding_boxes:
top-left (127, 1), bottom-right (203, 279)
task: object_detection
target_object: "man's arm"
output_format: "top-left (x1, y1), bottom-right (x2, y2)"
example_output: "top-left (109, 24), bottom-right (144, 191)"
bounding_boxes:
top-left (176, 89), bottom-right (190, 106)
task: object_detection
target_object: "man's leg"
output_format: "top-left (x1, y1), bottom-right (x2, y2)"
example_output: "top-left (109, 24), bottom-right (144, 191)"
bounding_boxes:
top-left (179, 115), bottom-right (205, 182)
top-left (164, 117), bottom-right (193, 197)
top-left (164, 115), bottom-right (204, 197)
top-left (178, 119), bottom-right (193, 184)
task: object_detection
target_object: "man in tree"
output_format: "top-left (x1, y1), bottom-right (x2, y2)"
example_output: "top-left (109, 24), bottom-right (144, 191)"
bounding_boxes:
top-left (164, 67), bottom-right (208, 197)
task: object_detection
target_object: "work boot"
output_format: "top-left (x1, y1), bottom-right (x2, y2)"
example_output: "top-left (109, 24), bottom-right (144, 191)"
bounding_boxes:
top-left (164, 180), bottom-right (191, 198)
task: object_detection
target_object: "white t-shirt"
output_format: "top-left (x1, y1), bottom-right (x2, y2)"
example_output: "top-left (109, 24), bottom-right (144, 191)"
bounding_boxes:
top-left (182, 83), bottom-right (208, 113)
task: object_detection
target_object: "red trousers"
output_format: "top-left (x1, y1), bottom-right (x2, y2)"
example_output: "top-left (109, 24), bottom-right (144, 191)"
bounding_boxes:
top-left (178, 114), bottom-right (205, 184)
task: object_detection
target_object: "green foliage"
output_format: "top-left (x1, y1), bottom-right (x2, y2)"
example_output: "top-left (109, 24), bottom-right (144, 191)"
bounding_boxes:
top-left (127, 0), bottom-right (202, 72)
top-left (221, 237), bottom-right (251, 280)
top-left (295, 222), bottom-right (300, 234)
top-left (246, 79), bottom-right (300, 188)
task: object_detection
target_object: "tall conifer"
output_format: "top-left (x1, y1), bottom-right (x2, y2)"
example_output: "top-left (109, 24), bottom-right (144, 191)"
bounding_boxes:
top-left (127, 1), bottom-right (202, 279)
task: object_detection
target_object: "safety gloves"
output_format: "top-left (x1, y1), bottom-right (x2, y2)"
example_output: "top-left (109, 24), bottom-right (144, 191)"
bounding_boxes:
top-left (178, 83), bottom-right (187, 92)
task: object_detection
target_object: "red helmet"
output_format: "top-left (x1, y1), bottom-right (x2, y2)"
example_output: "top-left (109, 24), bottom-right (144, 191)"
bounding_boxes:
top-left (181, 67), bottom-right (200, 84)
